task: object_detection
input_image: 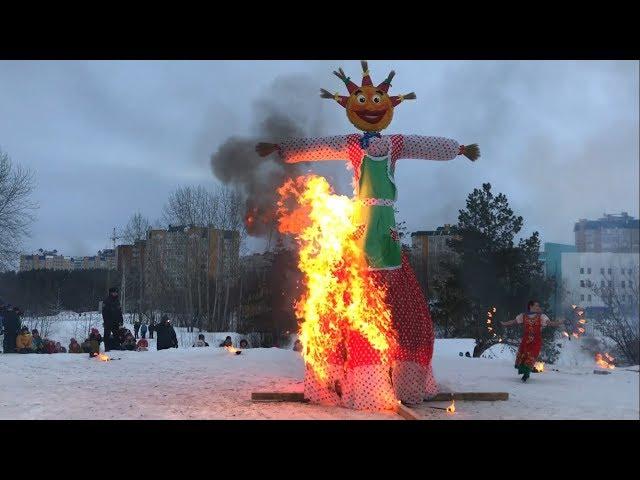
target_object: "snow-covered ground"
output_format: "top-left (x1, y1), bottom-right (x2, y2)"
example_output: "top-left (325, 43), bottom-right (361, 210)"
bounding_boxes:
top-left (1, 315), bottom-right (638, 420)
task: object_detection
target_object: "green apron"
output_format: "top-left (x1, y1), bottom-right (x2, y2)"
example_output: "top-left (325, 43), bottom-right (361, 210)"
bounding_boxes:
top-left (353, 152), bottom-right (401, 270)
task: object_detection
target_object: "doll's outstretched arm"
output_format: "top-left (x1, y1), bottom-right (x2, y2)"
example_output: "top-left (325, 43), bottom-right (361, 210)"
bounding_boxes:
top-left (398, 135), bottom-right (480, 162)
top-left (255, 135), bottom-right (350, 164)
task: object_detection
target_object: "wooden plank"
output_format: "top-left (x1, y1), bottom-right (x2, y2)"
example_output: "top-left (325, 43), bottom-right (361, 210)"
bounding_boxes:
top-left (252, 391), bottom-right (509, 403)
top-left (395, 403), bottom-right (422, 420)
top-left (251, 392), bottom-right (307, 402)
top-left (426, 392), bottom-right (509, 402)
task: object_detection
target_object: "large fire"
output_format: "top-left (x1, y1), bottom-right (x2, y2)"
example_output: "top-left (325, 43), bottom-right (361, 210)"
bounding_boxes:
top-left (595, 352), bottom-right (615, 370)
top-left (277, 175), bottom-right (395, 382)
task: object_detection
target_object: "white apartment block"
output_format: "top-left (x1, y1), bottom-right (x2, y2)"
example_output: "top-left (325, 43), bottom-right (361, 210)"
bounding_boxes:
top-left (560, 252), bottom-right (640, 308)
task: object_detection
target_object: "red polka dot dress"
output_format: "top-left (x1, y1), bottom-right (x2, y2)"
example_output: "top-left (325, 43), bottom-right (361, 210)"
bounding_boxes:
top-left (279, 134), bottom-right (460, 409)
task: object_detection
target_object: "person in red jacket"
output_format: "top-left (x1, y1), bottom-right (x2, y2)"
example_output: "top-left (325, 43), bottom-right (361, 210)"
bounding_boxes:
top-left (501, 300), bottom-right (563, 382)
top-left (136, 338), bottom-right (149, 351)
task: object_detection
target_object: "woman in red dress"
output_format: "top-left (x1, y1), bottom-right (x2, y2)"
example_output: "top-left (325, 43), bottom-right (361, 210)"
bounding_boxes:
top-left (501, 300), bottom-right (562, 382)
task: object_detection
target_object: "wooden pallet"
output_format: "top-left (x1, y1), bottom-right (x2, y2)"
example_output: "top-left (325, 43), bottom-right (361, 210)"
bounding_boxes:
top-left (425, 392), bottom-right (509, 402)
top-left (252, 391), bottom-right (509, 403)
top-left (251, 392), bottom-right (307, 402)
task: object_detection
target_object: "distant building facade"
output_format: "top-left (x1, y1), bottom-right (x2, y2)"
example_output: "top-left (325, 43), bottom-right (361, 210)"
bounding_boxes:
top-left (574, 212), bottom-right (639, 253)
top-left (542, 242), bottom-right (578, 316)
top-left (559, 252), bottom-right (639, 316)
top-left (410, 225), bottom-right (457, 297)
top-left (19, 249), bottom-right (116, 272)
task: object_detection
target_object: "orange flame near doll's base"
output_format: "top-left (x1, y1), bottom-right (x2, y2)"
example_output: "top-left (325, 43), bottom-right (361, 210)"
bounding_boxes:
top-left (277, 175), bottom-right (395, 383)
top-left (98, 354), bottom-right (110, 362)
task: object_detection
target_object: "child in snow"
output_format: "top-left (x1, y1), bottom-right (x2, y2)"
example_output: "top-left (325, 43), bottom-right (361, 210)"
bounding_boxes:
top-left (219, 336), bottom-right (233, 347)
top-left (193, 334), bottom-right (209, 347)
top-left (55, 342), bottom-right (66, 353)
top-left (42, 339), bottom-right (57, 354)
top-left (16, 326), bottom-right (34, 353)
top-left (239, 339), bottom-right (249, 349)
top-left (68, 338), bottom-right (83, 353)
top-left (136, 338), bottom-right (149, 351)
top-left (122, 333), bottom-right (136, 351)
top-left (31, 329), bottom-right (44, 353)
top-left (88, 328), bottom-right (102, 356)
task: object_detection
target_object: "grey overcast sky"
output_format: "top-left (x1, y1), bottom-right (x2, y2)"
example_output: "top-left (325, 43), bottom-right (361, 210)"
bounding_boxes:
top-left (0, 60), bottom-right (638, 258)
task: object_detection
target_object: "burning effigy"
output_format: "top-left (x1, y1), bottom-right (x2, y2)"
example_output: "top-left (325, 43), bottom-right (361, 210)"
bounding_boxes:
top-left (257, 61), bottom-right (480, 410)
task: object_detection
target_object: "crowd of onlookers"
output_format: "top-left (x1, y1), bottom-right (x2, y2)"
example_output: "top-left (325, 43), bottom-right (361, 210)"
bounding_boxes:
top-left (2, 288), bottom-right (305, 355)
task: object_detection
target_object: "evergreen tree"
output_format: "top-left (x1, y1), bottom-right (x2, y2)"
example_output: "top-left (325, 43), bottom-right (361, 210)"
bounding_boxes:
top-left (433, 183), bottom-right (556, 359)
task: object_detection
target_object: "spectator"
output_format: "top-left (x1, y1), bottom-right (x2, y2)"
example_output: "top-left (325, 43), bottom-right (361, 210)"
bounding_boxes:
top-left (41, 339), bottom-right (58, 354)
top-left (122, 333), bottom-right (136, 351)
top-left (219, 336), bottom-right (233, 348)
top-left (239, 339), bottom-right (249, 349)
top-left (136, 338), bottom-right (149, 351)
top-left (293, 339), bottom-right (303, 352)
top-left (133, 319), bottom-right (141, 339)
top-left (156, 316), bottom-right (178, 351)
top-left (68, 338), bottom-right (83, 354)
top-left (140, 322), bottom-right (148, 339)
top-left (2, 304), bottom-right (20, 353)
top-left (16, 326), bottom-right (34, 353)
top-left (88, 328), bottom-right (102, 357)
top-left (149, 318), bottom-right (155, 339)
top-left (55, 342), bottom-right (67, 353)
top-left (31, 329), bottom-right (44, 353)
top-left (193, 334), bottom-right (209, 347)
top-left (101, 287), bottom-right (124, 352)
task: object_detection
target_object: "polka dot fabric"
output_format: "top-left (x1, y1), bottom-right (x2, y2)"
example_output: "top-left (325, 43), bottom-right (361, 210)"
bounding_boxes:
top-left (276, 132), bottom-right (458, 410)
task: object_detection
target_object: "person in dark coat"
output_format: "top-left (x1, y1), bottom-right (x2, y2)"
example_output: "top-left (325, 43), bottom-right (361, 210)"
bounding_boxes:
top-left (149, 318), bottom-right (155, 339)
top-left (140, 322), bottom-right (148, 339)
top-left (1, 304), bottom-right (20, 353)
top-left (102, 287), bottom-right (123, 352)
top-left (133, 319), bottom-right (141, 339)
top-left (219, 336), bottom-right (233, 347)
top-left (156, 316), bottom-right (178, 351)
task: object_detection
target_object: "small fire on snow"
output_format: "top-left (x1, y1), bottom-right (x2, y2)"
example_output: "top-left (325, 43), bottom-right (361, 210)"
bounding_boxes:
top-left (98, 354), bottom-right (110, 362)
top-left (534, 361), bottom-right (545, 372)
top-left (446, 400), bottom-right (456, 414)
top-left (225, 346), bottom-right (241, 355)
top-left (595, 352), bottom-right (615, 370)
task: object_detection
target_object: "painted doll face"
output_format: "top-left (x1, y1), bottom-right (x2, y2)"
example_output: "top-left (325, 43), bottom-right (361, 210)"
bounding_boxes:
top-left (346, 85), bottom-right (394, 132)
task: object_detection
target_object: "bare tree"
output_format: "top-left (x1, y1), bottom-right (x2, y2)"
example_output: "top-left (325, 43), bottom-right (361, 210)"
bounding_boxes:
top-left (590, 267), bottom-right (639, 365)
top-left (0, 149), bottom-right (38, 270)
top-left (123, 212), bottom-right (151, 244)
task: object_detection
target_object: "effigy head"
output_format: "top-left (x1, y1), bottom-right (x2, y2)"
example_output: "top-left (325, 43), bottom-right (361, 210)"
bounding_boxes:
top-left (320, 61), bottom-right (416, 133)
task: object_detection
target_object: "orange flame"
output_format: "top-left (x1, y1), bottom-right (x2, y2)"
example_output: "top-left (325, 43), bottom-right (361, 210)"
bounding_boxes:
top-left (98, 354), bottom-right (110, 362)
top-left (595, 353), bottom-right (615, 369)
top-left (534, 361), bottom-right (544, 372)
top-left (446, 400), bottom-right (456, 414)
top-left (277, 175), bottom-right (395, 382)
top-left (225, 346), bottom-right (239, 354)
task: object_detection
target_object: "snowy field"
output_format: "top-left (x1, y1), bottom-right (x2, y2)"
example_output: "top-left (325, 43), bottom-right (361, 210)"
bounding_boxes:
top-left (1, 314), bottom-right (638, 420)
